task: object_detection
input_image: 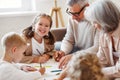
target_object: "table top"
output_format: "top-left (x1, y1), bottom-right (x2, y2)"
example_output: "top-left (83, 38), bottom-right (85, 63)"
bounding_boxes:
top-left (22, 59), bottom-right (69, 80)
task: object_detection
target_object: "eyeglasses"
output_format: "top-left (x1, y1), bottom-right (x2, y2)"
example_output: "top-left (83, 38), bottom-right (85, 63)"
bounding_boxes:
top-left (66, 5), bottom-right (86, 17)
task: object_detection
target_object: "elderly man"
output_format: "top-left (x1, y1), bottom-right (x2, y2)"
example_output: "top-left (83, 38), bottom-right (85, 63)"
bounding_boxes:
top-left (54, 0), bottom-right (99, 69)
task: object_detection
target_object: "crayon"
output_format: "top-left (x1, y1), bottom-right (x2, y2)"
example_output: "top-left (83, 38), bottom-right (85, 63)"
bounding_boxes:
top-left (51, 70), bottom-right (62, 72)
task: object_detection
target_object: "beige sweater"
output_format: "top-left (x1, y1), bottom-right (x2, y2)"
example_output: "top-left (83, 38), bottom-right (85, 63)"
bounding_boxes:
top-left (61, 18), bottom-right (99, 54)
top-left (97, 23), bottom-right (120, 77)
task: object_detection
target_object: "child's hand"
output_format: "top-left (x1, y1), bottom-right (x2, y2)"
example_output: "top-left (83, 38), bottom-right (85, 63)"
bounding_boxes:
top-left (33, 54), bottom-right (50, 63)
top-left (38, 54), bottom-right (50, 63)
top-left (21, 65), bottom-right (37, 72)
top-left (39, 67), bottom-right (45, 75)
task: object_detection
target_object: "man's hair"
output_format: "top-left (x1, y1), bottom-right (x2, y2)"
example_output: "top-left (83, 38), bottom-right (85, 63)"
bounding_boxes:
top-left (66, 0), bottom-right (89, 7)
top-left (1, 32), bottom-right (26, 50)
top-left (68, 53), bottom-right (107, 80)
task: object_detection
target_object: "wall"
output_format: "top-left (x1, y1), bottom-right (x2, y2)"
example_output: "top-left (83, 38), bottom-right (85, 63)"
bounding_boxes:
top-left (0, 0), bottom-right (68, 58)
top-left (33, 0), bottom-right (69, 28)
top-left (0, 14), bottom-right (36, 57)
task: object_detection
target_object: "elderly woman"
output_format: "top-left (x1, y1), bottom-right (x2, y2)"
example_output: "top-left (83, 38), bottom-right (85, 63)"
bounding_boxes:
top-left (85, 0), bottom-right (120, 79)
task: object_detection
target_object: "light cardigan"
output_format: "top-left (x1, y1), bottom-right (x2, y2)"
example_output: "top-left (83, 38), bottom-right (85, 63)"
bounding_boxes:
top-left (97, 22), bottom-right (120, 77)
top-left (0, 60), bottom-right (41, 80)
top-left (20, 35), bottom-right (55, 63)
top-left (61, 18), bottom-right (99, 54)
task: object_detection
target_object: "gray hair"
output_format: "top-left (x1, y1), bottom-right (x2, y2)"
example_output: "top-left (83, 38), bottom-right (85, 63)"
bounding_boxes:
top-left (66, 0), bottom-right (89, 7)
top-left (85, 0), bottom-right (120, 33)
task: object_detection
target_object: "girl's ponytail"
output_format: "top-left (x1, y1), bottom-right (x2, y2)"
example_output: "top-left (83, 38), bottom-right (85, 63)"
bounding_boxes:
top-left (22, 25), bottom-right (34, 39)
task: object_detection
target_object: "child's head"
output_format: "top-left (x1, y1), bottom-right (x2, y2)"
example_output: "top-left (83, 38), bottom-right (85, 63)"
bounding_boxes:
top-left (32, 13), bottom-right (52, 28)
top-left (23, 13), bottom-right (53, 39)
top-left (33, 13), bottom-right (52, 37)
top-left (1, 32), bottom-right (27, 63)
top-left (68, 53), bottom-right (106, 80)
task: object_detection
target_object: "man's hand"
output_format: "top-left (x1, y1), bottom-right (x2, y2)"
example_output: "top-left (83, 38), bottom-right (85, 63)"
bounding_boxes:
top-left (53, 51), bottom-right (65, 62)
top-left (59, 54), bottom-right (72, 69)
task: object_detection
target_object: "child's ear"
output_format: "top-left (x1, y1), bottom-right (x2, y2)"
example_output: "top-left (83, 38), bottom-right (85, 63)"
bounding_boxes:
top-left (11, 47), bottom-right (17, 53)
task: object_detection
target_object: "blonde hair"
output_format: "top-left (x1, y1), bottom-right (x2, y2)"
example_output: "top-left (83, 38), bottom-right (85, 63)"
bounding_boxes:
top-left (68, 53), bottom-right (107, 80)
top-left (1, 32), bottom-right (26, 50)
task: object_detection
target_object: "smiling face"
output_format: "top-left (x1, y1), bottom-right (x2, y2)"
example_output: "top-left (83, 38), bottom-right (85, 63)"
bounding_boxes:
top-left (34, 17), bottom-right (51, 37)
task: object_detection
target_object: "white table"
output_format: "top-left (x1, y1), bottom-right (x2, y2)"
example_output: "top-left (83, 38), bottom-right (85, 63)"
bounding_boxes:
top-left (23, 59), bottom-right (69, 80)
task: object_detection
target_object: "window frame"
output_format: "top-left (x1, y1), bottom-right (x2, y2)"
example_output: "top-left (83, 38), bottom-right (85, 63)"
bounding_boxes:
top-left (0, 0), bottom-right (33, 13)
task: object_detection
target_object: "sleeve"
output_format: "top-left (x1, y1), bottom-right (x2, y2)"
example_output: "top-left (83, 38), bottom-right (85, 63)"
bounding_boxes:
top-left (102, 60), bottom-right (120, 77)
top-left (5, 64), bottom-right (41, 80)
top-left (97, 33), bottom-right (110, 66)
top-left (73, 28), bottom-right (99, 55)
top-left (14, 70), bottom-right (41, 80)
top-left (60, 18), bottom-right (75, 54)
top-left (20, 56), bottom-right (35, 63)
top-left (81, 29), bottom-right (99, 54)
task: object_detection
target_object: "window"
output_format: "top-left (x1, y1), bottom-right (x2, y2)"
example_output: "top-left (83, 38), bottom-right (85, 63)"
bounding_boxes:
top-left (0, 0), bottom-right (33, 13)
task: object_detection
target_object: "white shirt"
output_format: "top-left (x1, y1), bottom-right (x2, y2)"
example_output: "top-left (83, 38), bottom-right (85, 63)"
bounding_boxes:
top-left (0, 60), bottom-right (41, 80)
top-left (32, 38), bottom-right (45, 55)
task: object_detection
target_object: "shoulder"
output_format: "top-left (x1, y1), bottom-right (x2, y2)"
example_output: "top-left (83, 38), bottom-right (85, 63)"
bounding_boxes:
top-left (22, 34), bottom-right (31, 43)
top-left (0, 61), bottom-right (16, 72)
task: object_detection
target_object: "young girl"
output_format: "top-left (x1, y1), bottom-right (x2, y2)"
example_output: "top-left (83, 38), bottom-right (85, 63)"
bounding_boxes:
top-left (54, 52), bottom-right (107, 80)
top-left (55, 52), bottom-right (107, 80)
top-left (0, 32), bottom-right (45, 80)
top-left (21, 13), bottom-right (55, 63)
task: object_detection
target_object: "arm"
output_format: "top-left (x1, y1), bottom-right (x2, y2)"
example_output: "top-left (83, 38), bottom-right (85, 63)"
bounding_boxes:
top-left (97, 33), bottom-right (110, 66)
top-left (21, 52), bottom-right (50, 63)
top-left (4, 64), bottom-right (41, 80)
top-left (102, 60), bottom-right (120, 78)
top-left (53, 18), bottom-right (75, 62)
top-left (60, 18), bottom-right (75, 54)
top-left (75, 29), bottom-right (99, 54)
top-left (83, 29), bottom-right (99, 53)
